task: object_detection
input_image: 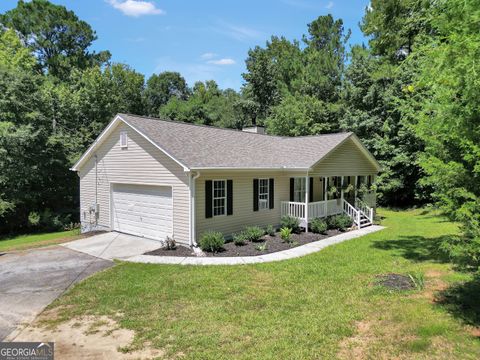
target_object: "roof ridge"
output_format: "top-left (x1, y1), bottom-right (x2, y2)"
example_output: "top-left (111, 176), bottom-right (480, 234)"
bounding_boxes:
top-left (119, 113), bottom-right (351, 139)
top-left (118, 113), bottom-right (280, 138)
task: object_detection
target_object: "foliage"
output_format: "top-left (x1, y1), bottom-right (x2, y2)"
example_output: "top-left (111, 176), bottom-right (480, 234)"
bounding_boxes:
top-left (0, 0), bottom-right (110, 79)
top-left (310, 218), bottom-right (328, 234)
top-left (408, 0), bottom-right (480, 269)
top-left (233, 232), bottom-right (248, 246)
top-left (408, 272), bottom-right (425, 290)
top-left (144, 71), bottom-right (189, 116)
top-left (242, 226), bottom-right (265, 242)
top-left (327, 215), bottom-right (353, 231)
top-left (264, 224), bottom-right (276, 237)
top-left (163, 236), bottom-right (177, 250)
top-left (280, 215), bottom-right (301, 234)
top-left (255, 242), bottom-right (268, 251)
top-left (199, 231), bottom-right (224, 253)
top-left (280, 227), bottom-right (292, 242)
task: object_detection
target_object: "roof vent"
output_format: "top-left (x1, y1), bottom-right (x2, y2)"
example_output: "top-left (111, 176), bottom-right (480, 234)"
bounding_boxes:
top-left (242, 126), bottom-right (265, 135)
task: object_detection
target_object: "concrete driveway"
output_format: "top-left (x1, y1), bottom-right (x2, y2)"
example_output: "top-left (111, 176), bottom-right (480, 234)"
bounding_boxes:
top-left (61, 232), bottom-right (163, 260)
top-left (0, 246), bottom-right (113, 340)
top-left (0, 232), bottom-right (162, 341)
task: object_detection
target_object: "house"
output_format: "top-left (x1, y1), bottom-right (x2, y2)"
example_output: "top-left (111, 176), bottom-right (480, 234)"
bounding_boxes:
top-left (71, 114), bottom-right (381, 246)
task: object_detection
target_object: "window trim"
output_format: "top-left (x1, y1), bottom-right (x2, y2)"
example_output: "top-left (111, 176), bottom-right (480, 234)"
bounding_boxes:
top-left (293, 177), bottom-right (306, 203)
top-left (258, 178), bottom-right (270, 211)
top-left (212, 179), bottom-right (227, 217)
top-left (120, 131), bottom-right (128, 148)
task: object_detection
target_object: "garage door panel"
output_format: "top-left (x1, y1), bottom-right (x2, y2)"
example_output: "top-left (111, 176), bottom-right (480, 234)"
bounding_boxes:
top-left (112, 184), bottom-right (173, 241)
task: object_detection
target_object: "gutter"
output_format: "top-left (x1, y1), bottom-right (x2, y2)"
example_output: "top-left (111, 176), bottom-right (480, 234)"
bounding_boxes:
top-left (188, 170), bottom-right (201, 247)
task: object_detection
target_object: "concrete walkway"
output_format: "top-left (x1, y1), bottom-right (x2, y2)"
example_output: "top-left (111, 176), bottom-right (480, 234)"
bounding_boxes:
top-left (125, 225), bottom-right (385, 266)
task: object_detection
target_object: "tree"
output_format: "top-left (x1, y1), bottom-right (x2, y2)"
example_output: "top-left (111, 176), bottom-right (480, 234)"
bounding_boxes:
top-left (411, 0), bottom-right (480, 268)
top-left (144, 71), bottom-right (189, 116)
top-left (0, 0), bottom-right (110, 79)
top-left (0, 29), bottom-right (36, 71)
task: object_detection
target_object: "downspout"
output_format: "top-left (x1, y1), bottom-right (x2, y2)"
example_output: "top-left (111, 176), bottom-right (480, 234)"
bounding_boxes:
top-left (189, 171), bottom-right (201, 247)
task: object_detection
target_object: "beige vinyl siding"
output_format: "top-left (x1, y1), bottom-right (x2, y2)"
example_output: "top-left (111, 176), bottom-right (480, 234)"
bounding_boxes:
top-left (78, 122), bottom-right (190, 244)
top-left (310, 137), bottom-right (378, 176)
top-left (195, 171), bottom-right (290, 240)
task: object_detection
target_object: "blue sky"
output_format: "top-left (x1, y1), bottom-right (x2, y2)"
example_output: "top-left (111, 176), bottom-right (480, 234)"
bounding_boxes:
top-left (0, 0), bottom-right (370, 90)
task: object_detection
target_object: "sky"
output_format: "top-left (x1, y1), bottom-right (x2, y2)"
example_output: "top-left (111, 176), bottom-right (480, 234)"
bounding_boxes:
top-left (0, 0), bottom-right (370, 90)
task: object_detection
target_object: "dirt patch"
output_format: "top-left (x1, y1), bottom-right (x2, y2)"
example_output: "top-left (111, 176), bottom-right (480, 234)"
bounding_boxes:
top-left (338, 320), bottom-right (375, 360)
top-left (376, 274), bottom-right (416, 291)
top-left (14, 315), bottom-right (164, 359)
top-left (144, 229), bottom-right (346, 257)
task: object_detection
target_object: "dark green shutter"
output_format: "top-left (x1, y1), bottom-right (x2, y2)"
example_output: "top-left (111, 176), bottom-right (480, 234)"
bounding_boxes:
top-left (290, 178), bottom-right (294, 201)
top-left (227, 180), bottom-right (233, 215)
top-left (309, 177), bottom-right (313, 202)
top-left (205, 180), bottom-right (213, 218)
top-left (269, 178), bottom-right (274, 209)
top-left (253, 179), bottom-right (259, 211)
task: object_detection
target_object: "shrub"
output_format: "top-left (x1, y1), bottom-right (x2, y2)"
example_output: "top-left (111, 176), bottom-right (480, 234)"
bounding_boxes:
top-left (310, 218), bottom-right (327, 234)
top-left (163, 236), bottom-right (176, 250)
top-left (281, 216), bottom-right (300, 233)
top-left (255, 242), bottom-right (268, 251)
top-left (280, 227), bottom-right (292, 242)
top-left (199, 231), bottom-right (224, 252)
top-left (243, 226), bottom-right (265, 242)
top-left (233, 232), bottom-right (248, 246)
top-left (327, 215), bottom-right (353, 231)
top-left (264, 224), bottom-right (276, 236)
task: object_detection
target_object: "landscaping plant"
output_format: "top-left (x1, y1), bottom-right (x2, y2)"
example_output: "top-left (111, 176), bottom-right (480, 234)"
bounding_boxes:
top-left (310, 218), bottom-right (328, 234)
top-left (243, 226), bottom-right (265, 242)
top-left (264, 224), bottom-right (276, 236)
top-left (280, 227), bottom-right (292, 242)
top-left (233, 232), bottom-right (248, 246)
top-left (255, 242), bottom-right (268, 251)
top-left (199, 231), bottom-right (225, 252)
top-left (281, 216), bottom-right (300, 234)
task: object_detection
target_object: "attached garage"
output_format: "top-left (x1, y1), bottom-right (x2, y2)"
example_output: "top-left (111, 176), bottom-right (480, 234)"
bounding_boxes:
top-left (111, 184), bottom-right (173, 241)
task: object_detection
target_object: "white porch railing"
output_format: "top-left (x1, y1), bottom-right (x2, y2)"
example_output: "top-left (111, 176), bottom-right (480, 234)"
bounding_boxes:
top-left (281, 198), bottom-right (374, 230)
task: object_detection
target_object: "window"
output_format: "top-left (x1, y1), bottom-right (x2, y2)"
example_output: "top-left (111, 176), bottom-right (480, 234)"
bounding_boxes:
top-left (120, 131), bottom-right (128, 148)
top-left (293, 177), bottom-right (306, 202)
top-left (213, 180), bottom-right (226, 216)
top-left (258, 178), bottom-right (269, 210)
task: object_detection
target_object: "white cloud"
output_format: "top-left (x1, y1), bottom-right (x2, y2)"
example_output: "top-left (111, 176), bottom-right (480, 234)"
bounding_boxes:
top-left (325, 1), bottom-right (334, 9)
top-left (207, 58), bottom-right (236, 65)
top-left (200, 52), bottom-right (217, 60)
top-left (107, 0), bottom-right (165, 17)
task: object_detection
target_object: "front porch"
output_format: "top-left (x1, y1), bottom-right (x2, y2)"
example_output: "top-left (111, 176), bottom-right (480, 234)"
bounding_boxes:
top-left (280, 175), bottom-right (376, 230)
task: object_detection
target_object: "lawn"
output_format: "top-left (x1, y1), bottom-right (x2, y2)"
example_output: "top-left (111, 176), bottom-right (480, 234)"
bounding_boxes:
top-left (0, 229), bottom-right (81, 252)
top-left (45, 209), bottom-right (480, 359)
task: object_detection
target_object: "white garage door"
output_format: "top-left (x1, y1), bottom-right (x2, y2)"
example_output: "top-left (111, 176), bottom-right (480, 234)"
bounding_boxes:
top-left (111, 184), bottom-right (173, 241)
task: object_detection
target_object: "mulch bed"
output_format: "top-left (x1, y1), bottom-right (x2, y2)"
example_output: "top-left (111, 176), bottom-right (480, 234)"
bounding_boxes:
top-left (144, 229), bottom-right (347, 258)
top-left (145, 245), bottom-right (196, 257)
top-left (375, 273), bottom-right (416, 291)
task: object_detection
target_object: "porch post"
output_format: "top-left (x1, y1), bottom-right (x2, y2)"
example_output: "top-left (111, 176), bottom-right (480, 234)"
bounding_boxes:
top-left (324, 176), bottom-right (328, 217)
top-left (354, 175), bottom-right (358, 207)
top-left (305, 175), bottom-right (309, 233)
top-left (340, 176), bottom-right (344, 205)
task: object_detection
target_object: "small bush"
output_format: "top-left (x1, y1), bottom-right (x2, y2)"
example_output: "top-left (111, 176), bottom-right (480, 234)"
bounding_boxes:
top-left (281, 216), bottom-right (300, 233)
top-left (327, 215), bottom-right (353, 231)
top-left (280, 227), bottom-right (292, 242)
top-left (310, 218), bottom-right (327, 234)
top-left (255, 242), bottom-right (268, 251)
top-left (199, 231), bottom-right (224, 252)
top-left (243, 226), bottom-right (265, 242)
top-left (233, 232), bottom-right (248, 246)
top-left (163, 236), bottom-right (176, 250)
top-left (264, 224), bottom-right (276, 236)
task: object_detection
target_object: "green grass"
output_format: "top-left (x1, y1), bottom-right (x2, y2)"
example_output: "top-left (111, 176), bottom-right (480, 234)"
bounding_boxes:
top-left (0, 229), bottom-right (80, 252)
top-left (45, 209), bottom-right (480, 359)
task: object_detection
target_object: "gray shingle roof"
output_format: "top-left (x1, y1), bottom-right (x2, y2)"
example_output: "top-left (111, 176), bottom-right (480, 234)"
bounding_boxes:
top-left (119, 113), bottom-right (353, 170)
